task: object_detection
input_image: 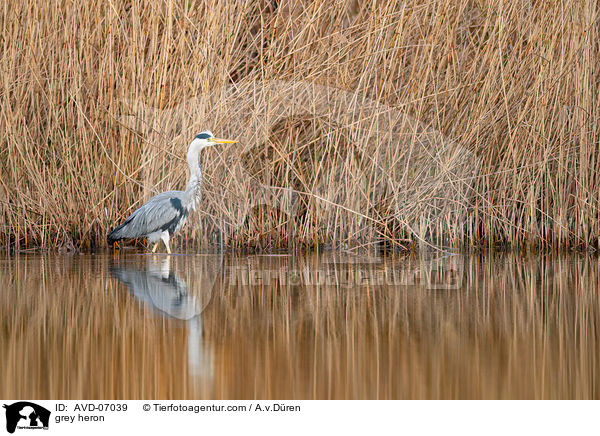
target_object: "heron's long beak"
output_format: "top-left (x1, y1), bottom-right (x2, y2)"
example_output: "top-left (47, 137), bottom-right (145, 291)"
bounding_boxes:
top-left (211, 138), bottom-right (237, 144)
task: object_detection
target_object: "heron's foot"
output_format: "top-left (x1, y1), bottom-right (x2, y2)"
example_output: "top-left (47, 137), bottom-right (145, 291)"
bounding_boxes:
top-left (152, 243), bottom-right (159, 253)
top-left (165, 244), bottom-right (172, 254)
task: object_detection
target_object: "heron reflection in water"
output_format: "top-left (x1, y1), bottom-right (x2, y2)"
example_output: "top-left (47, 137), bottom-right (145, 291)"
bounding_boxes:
top-left (109, 256), bottom-right (215, 379)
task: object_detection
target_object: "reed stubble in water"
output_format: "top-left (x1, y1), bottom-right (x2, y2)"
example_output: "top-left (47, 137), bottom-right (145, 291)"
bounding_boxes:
top-left (0, 1), bottom-right (598, 251)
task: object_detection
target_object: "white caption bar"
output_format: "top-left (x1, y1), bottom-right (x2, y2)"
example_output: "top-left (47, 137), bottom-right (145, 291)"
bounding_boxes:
top-left (0, 400), bottom-right (596, 436)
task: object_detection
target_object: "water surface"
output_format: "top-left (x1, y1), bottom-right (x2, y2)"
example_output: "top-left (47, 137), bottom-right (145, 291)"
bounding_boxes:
top-left (1, 252), bottom-right (598, 399)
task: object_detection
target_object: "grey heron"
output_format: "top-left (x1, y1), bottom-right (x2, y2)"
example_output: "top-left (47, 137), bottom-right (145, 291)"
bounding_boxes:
top-left (107, 131), bottom-right (237, 253)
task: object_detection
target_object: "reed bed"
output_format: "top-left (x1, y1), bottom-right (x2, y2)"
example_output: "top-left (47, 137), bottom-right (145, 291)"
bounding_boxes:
top-left (0, 0), bottom-right (599, 252)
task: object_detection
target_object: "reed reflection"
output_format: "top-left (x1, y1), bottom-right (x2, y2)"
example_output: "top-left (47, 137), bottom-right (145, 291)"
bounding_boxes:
top-left (0, 253), bottom-right (598, 399)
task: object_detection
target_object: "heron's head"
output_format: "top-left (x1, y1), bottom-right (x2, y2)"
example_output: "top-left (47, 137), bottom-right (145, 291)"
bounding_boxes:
top-left (191, 130), bottom-right (237, 149)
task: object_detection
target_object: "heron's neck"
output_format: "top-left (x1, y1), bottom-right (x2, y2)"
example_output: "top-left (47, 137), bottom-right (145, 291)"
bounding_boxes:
top-left (186, 143), bottom-right (203, 200)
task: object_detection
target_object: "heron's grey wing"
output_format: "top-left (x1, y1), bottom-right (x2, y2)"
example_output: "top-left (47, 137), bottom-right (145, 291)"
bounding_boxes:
top-left (109, 191), bottom-right (187, 240)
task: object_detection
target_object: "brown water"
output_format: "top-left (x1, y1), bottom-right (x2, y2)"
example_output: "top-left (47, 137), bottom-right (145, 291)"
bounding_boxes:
top-left (0, 252), bottom-right (598, 399)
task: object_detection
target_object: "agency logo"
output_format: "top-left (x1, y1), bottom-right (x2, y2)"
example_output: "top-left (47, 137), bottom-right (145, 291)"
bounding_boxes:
top-left (2, 402), bottom-right (50, 434)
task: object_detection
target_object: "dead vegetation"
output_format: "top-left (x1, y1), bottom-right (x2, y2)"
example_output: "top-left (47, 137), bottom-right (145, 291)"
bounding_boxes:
top-left (0, 0), bottom-right (598, 252)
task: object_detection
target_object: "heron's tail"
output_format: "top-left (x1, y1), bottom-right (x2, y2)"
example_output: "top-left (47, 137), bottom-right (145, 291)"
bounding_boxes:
top-left (107, 227), bottom-right (122, 244)
top-left (107, 216), bottom-right (133, 244)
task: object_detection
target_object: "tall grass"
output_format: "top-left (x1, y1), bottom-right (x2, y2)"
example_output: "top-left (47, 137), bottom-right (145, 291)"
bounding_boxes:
top-left (0, 0), bottom-right (598, 251)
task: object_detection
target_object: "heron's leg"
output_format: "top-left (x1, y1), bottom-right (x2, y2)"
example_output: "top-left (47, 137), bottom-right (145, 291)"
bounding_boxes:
top-left (152, 243), bottom-right (159, 253)
top-left (161, 232), bottom-right (171, 254)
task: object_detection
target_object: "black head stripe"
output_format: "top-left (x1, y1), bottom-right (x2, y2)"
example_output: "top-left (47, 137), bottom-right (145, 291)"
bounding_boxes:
top-left (195, 132), bottom-right (213, 140)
